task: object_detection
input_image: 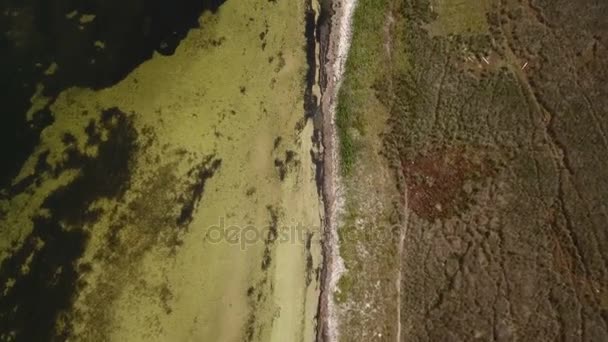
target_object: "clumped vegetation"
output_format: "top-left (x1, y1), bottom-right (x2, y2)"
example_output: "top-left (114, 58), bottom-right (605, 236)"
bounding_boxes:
top-left (337, 0), bottom-right (608, 340)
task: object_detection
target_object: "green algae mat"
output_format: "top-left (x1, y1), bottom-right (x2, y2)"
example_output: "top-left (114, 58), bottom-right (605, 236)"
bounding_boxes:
top-left (0, 1), bottom-right (322, 341)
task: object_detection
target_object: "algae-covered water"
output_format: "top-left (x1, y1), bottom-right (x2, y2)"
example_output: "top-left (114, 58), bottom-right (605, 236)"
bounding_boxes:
top-left (0, 1), bottom-right (322, 341)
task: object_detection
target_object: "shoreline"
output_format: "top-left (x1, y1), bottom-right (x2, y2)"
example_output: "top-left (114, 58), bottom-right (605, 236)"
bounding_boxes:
top-left (316, 0), bottom-right (357, 341)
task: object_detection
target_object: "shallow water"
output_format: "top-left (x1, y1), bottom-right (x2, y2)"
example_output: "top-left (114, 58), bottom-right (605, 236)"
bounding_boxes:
top-left (0, 1), bottom-right (322, 340)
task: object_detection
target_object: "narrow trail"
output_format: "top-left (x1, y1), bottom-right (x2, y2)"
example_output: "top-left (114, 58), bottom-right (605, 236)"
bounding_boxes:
top-left (396, 186), bottom-right (409, 342)
top-left (317, 0), bottom-right (358, 341)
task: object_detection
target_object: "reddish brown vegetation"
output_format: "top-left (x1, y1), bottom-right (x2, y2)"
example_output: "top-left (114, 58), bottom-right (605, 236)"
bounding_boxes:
top-left (400, 146), bottom-right (494, 220)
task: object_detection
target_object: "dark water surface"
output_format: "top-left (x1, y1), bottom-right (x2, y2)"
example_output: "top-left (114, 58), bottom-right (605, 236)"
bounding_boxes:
top-left (0, 0), bottom-right (224, 189)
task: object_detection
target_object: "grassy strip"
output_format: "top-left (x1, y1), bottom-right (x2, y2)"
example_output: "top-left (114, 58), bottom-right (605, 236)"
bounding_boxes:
top-left (335, 95), bottom-right (357, 175)
top-left (336, 0), bottom-right (389, 175)
top-left (334, 0), bottom-right (391, 307)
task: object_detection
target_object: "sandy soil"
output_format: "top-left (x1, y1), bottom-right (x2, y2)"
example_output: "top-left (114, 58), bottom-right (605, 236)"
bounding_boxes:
top-left (317, 0), bottom-right (358, 341)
